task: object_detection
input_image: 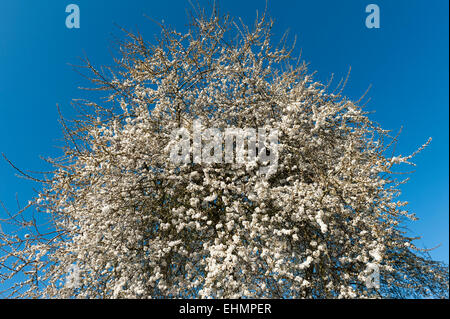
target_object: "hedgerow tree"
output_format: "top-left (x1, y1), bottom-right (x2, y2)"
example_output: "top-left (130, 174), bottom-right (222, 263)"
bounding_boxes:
top-left (0, 8), bottom-right (448, 299)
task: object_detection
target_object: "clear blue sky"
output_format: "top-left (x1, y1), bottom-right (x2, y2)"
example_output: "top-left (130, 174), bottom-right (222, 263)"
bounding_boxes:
top-left (0, 0), bottom-right (448, 265)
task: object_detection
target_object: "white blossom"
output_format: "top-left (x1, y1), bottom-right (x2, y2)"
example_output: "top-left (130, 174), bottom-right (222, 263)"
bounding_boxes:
top-left (0, 9), bottom-right (447, 300)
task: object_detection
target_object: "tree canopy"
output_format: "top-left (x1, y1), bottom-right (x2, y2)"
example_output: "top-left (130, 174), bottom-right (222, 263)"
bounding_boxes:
top-left (0, 8), bottom-right (448, 299)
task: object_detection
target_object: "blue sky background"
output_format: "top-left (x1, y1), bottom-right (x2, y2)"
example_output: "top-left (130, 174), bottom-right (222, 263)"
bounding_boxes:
top-left (0, 0), bottom-right (448, 270)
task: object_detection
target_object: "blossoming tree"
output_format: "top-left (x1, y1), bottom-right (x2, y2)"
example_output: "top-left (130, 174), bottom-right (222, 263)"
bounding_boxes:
top-left (0, 9), bottom-right (448, 298)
